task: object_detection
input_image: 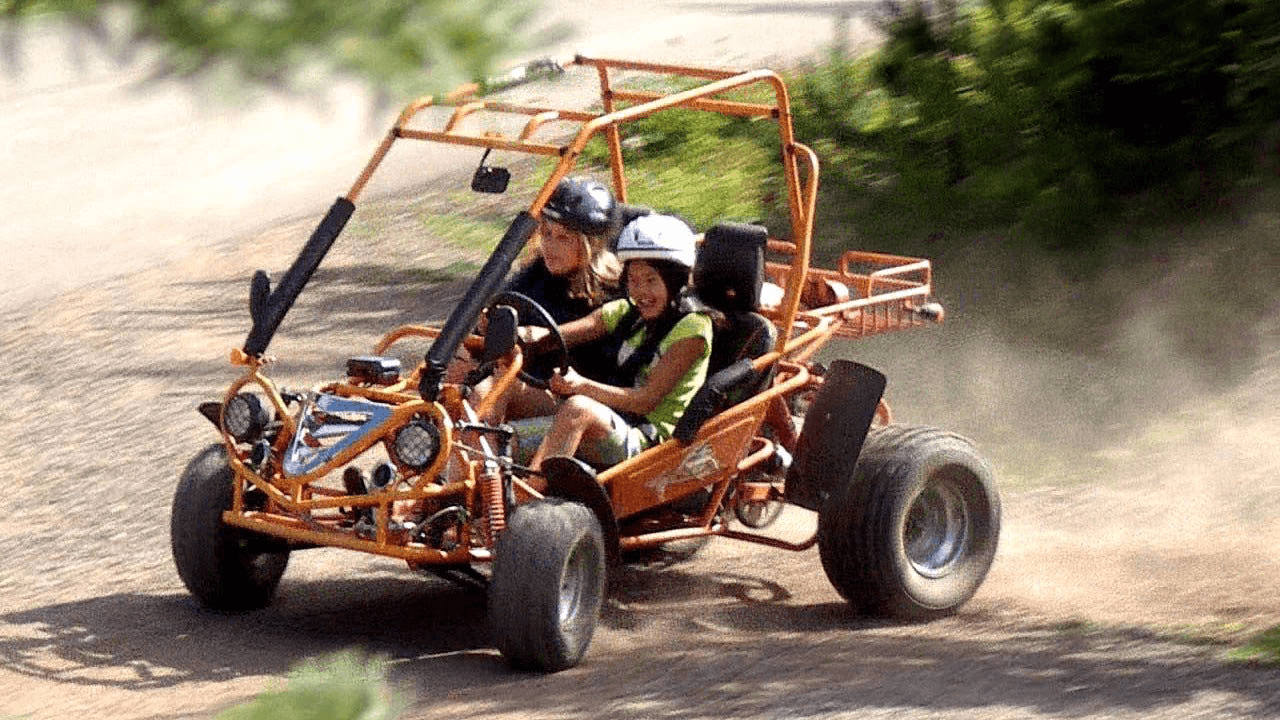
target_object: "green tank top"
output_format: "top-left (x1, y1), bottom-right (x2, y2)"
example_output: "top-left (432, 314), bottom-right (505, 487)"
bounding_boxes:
top-left (601, 298), bottom-right (712, 440)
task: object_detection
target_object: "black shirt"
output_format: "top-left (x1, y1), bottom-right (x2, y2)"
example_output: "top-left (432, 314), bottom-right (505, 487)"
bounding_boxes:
top-left (504, 258), bottom-right (618, 382)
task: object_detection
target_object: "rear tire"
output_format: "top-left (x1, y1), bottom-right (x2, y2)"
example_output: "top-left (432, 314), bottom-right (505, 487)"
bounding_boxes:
top-left (170, 444), bottom-right (289, 610)
top-left (489, 499), bottom-right (606, 672)
top-left (817, 425), bottom-right (1000, 619)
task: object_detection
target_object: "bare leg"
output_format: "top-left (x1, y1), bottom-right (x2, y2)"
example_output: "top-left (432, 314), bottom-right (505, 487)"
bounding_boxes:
top-left (502, 382), bottom-right (558, 422)
top-left (472, 373), bottom-right (558, 425)
top-left (529, 395), bottom-right (614, 471)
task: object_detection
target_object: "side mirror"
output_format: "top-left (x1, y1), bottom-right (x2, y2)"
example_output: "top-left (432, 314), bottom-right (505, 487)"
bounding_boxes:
top-left (249, 270), bottom-right (271, 324)
top-left (471, 148), bottom-right (509, 194)
top-left (472, 166), bottom-right (510, 193)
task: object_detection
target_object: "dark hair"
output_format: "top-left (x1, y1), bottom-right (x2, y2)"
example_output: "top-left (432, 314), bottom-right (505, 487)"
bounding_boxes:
top-left (621, 258), bottom-right (691, 313)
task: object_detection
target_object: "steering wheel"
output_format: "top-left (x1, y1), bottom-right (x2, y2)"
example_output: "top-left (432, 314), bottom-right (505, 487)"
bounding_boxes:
top-left (485, 291), bottom-right (569, 390)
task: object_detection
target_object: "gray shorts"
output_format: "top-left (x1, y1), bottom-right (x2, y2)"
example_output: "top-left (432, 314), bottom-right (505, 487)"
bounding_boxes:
top-left (508, 408), bottom-right (653, 468)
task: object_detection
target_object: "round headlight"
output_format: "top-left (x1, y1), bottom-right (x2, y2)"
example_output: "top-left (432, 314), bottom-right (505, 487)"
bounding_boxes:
top-left (393, 418), bottom-right (441, 471)
top-left (225, 393), bottom-right (269, 443)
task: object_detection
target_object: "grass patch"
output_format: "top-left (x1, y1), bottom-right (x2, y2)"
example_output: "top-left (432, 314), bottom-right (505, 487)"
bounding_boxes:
top-left (434, 259), bottom-right (481, 278)
top-left (579, 102), bottom-right (779, 231)
top-left (1048, 619), bottom-right (1278, 664)
top-left (420, 214), bottom-right (510, 254)
top-left (346, 262), bottom-right (477, 286)
top-left (215, 650), bottom-right (404, 720)
top-left (1228, 625), bottom-right (1280, 667)
top-left (1045, 618), bottom-right (1099, 636)
top-left (1158, 622), bottom-right (1248, 649)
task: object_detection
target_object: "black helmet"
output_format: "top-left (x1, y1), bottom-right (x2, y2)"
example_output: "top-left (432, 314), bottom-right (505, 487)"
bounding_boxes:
top-left (542, 176), bottom-right (616, 236)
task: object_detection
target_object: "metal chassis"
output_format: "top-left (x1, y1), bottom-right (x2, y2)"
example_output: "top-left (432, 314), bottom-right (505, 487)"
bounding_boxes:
top-left (212, 54), bottom-right (941, 568)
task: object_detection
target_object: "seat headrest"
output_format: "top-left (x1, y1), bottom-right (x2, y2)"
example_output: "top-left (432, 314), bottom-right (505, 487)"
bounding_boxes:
top-left (694, 223), bottom-right (768, 313)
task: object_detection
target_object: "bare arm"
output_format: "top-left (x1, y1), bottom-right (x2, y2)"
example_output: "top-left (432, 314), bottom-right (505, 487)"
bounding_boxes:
top-left (550, 334), bottom-right (706, 416)
top-left (559, 308), bottom-right (608, 347)
top-left (518, 307), bottom-right (608, 350)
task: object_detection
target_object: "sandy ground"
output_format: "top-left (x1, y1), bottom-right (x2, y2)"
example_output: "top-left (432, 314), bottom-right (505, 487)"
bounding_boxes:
top-left (0, 202), bottom-right (1274, 717)
top-left (3, 5), bottom-right (1280, 719)
top-left (1, 0), bottom-right (875, 307)
top-left (0, 180), bottom-right (1277, 720)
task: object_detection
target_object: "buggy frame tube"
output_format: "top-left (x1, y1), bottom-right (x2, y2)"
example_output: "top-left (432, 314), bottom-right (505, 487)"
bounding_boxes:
top-left (418, 212), bottom-right (537, 401)
top-left (337, 58), bottom-right (820, 366)
top-left (242, 197), bottom-right (355, 356)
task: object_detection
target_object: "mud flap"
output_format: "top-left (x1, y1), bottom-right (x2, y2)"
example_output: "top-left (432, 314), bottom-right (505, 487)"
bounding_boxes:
top-left (784, 360), bottom-right (886, 512)
top-left (540, 456), bottom-right (620, 565)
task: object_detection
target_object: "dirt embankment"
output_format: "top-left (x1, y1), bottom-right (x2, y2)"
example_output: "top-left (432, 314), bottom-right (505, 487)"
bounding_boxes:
top-left (2, 166), bottom-right (1279, 718)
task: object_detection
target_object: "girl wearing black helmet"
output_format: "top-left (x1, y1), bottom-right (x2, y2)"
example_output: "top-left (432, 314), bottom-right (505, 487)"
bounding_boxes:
top-left (507, 176), bottom-right (620, 322)
top-left (472, 176), bottom-right (624, 423)
top-left (514, 214), bottom-right (713, 472)
top-left (502, 176), bottom-right (622, 385)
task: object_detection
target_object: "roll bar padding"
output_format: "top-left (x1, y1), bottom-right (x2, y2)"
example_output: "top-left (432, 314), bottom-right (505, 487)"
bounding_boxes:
top-left (243, 197), bottom-right (356, 356)
top-left (418, 211), bottom-right (538, 401)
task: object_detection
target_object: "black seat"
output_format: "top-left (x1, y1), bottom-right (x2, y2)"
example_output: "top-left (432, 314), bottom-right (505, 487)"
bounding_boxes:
top-left (709, 310), bottom-right (776, 380)
top-left (697, 222), bottom-right (776, 376)
top-left (673, 222), bottom-right (777, 443)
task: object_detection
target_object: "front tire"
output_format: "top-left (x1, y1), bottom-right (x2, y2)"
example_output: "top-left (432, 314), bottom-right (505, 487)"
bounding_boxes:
top-left (489, 499), bottom-right (606, 672)
top-left (170, 444), bottom-right (289, 610)
top-left (817, 425), bottom-right (1000, 619)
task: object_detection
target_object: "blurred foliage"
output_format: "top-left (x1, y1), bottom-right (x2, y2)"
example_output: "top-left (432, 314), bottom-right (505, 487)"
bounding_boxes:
top-left (215, 650), bottom-right (404, 720)
top-left (420, 213), bottom-right (509, 254)
top-left (1, 0), bottom-right (546, 98)
top-left (790, 0), bottom-right (1280, 251)
top-left (580, 104), bottom-right (777, 231)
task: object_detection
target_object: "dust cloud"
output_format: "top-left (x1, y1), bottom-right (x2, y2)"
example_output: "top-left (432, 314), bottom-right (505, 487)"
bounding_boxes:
top-left (834, 185), bottom-right (1280, 628)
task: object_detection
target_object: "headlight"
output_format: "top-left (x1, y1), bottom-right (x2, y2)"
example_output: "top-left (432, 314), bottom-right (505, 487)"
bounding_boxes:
top-left (393, 418), bottom-right (441, 471)
top-left (225, 393), bottom-right (270, 443)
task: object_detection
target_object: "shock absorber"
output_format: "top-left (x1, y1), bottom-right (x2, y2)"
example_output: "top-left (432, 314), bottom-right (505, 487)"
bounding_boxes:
top-left (481, 463), bottom-right (506, 546)
top-left (461, 421), bottom-right (516, 547)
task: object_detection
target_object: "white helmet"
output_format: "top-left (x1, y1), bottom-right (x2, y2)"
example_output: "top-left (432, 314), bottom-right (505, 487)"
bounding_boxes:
top-left (614, 214), bottom-right (696, 269)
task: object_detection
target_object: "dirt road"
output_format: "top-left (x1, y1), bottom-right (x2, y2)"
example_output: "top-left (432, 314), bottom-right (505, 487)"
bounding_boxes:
top-left (3, 5), bottom-right (1280, 719)
top-left (1, 179), bottom-right (1278, 718)
top-left (1, 0), bottom-right (869, 307)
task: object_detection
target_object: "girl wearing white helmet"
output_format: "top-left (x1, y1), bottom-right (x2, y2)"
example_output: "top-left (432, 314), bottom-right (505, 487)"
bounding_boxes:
top-left (515, 213), bottom-right (713, 472)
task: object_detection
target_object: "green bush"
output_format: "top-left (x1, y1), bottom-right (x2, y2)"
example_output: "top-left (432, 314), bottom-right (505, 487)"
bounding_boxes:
top-left (215, 650), bottom-right (404, 720)
top-left (791, 0), bottom-right (1280, 251)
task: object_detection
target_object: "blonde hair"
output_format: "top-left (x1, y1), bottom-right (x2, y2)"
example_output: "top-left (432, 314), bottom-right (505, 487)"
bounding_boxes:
top-left (527, 221), bottom-right (620, 304)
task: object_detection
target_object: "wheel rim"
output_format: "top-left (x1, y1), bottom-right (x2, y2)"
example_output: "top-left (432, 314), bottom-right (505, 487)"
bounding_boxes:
top-left (904, 469), bottom-right (971, 579)
top-left (558, 540), bottom-right (590, 629)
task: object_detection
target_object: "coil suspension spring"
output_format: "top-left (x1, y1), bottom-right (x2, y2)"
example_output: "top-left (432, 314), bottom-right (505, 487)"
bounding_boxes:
top-left (482, 466), bottom-right (506, 545)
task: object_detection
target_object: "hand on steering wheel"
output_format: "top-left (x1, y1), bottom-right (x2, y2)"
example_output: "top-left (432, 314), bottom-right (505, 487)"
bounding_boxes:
top-left (547, 366), bottom-right (585, 397)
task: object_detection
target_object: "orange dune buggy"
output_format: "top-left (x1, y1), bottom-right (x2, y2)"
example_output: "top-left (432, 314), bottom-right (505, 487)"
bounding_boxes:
top-left (171, 55), bottom-right (1000, 672)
